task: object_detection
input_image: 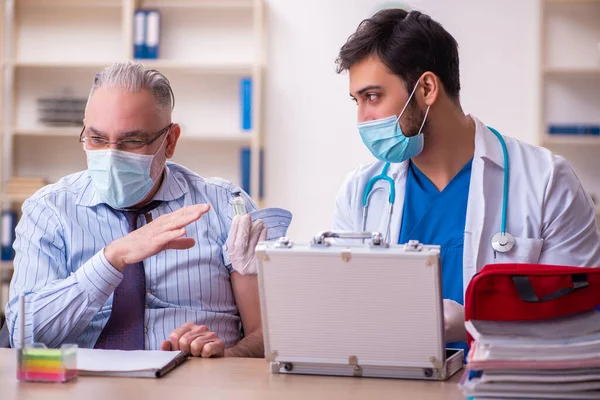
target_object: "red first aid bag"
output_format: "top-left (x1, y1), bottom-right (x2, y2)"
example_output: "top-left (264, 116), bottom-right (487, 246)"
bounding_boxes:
top-left (464, 263), bottom-right (600, 346)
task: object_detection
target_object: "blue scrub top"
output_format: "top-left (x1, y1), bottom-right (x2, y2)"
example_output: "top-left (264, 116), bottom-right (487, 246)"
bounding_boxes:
top-left (399, 159), bottom-right (473, 355)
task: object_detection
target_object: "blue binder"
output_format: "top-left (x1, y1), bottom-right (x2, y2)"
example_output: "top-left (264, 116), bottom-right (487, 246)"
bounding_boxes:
top-left (1, 210), bottom-right (17, 261)
top-left (133, 9), bottom-right (147, 59)
top-left (240, 148), bottom-right (264, 198)
top-left (240, 78), bottom-right (252, 131)
top-left (145, 9), bottom-right (161, 59)
top-left (548, 124), bottom-right (600, 135)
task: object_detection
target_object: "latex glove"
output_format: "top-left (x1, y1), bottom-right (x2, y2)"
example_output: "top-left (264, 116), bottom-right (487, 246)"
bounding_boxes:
top-left (443, 299), bottom-right (467, 343)
top-left (226, 214), bottom-right (267, 275)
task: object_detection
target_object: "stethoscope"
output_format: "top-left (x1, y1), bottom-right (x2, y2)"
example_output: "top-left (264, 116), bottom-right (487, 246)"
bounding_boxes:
top-left (361, 127), bottom-right (515, 254)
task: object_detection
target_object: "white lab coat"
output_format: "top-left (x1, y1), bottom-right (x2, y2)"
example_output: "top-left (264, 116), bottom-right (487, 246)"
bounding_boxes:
top-left (333, 116), bottom-right (600, 294)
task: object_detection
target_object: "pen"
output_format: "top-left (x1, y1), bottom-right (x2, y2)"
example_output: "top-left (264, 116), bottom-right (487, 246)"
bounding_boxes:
top-left (155, 351), bottom-right (190, 378)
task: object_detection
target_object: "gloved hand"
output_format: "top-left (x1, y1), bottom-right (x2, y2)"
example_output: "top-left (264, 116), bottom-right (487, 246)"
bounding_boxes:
top-left (443, 299), bottom-right (467, 343)
top-left (226, 215), bottom-right (267, 275)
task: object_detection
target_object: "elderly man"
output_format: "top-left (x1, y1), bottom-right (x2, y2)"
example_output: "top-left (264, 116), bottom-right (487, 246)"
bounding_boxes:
top-left (5, 61), bottom-right (267, 357)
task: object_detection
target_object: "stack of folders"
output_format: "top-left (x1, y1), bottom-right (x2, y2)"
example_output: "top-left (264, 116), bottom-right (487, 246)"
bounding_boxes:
top-left (460, 309), bottom-right (600, 399)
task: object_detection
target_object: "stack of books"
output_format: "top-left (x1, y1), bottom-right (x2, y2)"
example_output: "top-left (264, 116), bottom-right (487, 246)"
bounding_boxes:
top-left (461, 309), bottom-right (600, 399)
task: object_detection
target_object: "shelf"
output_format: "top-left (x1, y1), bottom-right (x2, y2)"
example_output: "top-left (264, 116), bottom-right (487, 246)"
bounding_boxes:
top-left (10, 60), bottom-right (257, 75)
top-left (140, 60), bottom-right (256, 75)
top-left (5, 193), bottom-right (33, 203)
top-left (13, 128), bottom-right (80, 137)
top-left (1, 0), bottom-right (266, 207)
top-left (11, 60), bottom-right (115, 69)
top-left (17, 0), bottom-right (122, 8)
top-left (179, 133), bottom-right (253, 144)
top-left (543, 134), bottom-right (600, 145)
top-left (544, 0), bottom-right (600, 3)
top-left (544, 67), bottom-right (600, 76)
top-left (141, 0), bottom-right (256, 9)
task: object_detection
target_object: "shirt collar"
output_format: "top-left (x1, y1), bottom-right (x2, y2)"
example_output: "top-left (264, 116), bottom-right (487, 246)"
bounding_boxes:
top-left (76, 162), bottom-right (188, 208)
top-left (471, 115), bottom-right (505, 168)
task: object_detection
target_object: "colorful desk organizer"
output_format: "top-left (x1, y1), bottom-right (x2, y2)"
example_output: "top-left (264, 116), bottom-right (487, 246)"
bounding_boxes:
top-left (17, 343), bottom-right (78, 383)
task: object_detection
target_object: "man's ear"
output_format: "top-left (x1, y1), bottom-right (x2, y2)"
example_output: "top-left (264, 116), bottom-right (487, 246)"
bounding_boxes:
top-left (165, 124), bottom-right (181, 159)
top-left (419, 71), bottom-right (439, 107)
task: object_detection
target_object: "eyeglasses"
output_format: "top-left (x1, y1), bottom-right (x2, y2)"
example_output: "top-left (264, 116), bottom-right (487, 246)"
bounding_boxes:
top-left (79, 123), bottom-right (173, 151)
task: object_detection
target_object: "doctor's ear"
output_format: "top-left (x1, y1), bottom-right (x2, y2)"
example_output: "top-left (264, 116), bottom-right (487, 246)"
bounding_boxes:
top-left (418, 72), bottom-right (439, 107)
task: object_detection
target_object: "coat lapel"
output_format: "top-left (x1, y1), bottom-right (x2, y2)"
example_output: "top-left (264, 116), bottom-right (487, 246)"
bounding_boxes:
top-left (464, 117), bottom-right (506, 291)
top-left (385, 161), bottom-right (409, 244)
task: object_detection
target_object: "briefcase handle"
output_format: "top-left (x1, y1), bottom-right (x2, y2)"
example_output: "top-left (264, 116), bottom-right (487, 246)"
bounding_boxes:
top-left (311, 231), bottom-right (386, 247)
top-left (512, 274), bottom-right (589, 303)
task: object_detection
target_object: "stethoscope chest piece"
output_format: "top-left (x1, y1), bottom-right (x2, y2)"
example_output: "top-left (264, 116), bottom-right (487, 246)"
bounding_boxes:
top-left (491, 232), bottom-right (515, 253)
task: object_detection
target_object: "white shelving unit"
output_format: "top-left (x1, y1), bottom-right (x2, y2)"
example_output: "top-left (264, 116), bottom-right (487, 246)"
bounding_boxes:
top-left (0, 0), bottom-right (267, 312)
top-left (0, 0), bottom-right (6, 318)
top-left (0, 0), bottom-right (266, 202)
top-left (539, 0), bottom-right (600, 222)
top-left (1, 3), bottom-right (5, 195)
top-left (539, 0), bottom-right (600, 143)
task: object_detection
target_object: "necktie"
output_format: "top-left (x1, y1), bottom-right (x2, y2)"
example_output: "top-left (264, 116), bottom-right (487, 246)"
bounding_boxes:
top-left (94, 201), bottom-right (162, 350)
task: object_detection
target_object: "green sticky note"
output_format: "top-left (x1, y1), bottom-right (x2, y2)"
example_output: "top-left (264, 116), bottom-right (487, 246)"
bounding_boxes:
top-left (23, 348), bottom-right (63, 360)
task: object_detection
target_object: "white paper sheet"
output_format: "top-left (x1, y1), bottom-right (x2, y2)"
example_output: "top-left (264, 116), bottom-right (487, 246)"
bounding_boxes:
top-left (77, 349), bottom-right (186, 378)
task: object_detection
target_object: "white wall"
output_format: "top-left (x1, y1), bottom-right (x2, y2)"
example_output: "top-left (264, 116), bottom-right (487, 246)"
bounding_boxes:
top-left (263, 0), bottom-right (541, 240)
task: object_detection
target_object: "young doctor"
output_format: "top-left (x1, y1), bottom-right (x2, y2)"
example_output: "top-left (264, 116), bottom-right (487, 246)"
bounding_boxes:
top-left (332, 9), bottom-right (600, 351)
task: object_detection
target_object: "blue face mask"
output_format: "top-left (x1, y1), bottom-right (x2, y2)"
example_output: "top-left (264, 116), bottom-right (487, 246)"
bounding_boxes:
top-left (357, 81), bottom-right (430, 163)
top-left (86, 139), bottom-right (166, 209)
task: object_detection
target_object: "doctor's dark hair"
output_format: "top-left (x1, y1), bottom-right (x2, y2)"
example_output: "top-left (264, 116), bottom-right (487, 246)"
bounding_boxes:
top-left (335, 9), bottom-right (461, 101)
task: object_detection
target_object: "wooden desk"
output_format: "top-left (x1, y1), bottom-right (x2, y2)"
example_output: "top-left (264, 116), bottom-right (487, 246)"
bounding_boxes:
top-left (0, 349), bottom-right (465, 399)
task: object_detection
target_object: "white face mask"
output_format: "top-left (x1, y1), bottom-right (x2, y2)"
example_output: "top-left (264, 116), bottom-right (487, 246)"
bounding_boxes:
top-left (86, 135), bottom-right (167, 209)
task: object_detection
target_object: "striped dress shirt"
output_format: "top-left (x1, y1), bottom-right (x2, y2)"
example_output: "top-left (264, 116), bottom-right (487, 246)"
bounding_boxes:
top-left (6, 162), bottom-right (257, 349)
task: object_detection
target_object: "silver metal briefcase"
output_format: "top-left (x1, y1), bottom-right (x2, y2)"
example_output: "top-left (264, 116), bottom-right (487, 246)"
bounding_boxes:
top-left (256, 231), bottom-right (464, 381)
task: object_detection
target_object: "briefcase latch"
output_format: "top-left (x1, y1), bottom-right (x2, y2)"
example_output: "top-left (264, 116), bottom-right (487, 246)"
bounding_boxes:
top-left (274, 237), bottom-right (293, 248)
top-left (404, 240), bottom-right (423, 252)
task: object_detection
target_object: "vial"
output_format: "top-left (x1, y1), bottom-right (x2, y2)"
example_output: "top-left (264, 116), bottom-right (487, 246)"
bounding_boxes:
top-left (231, 191), bottom-right (247, 216)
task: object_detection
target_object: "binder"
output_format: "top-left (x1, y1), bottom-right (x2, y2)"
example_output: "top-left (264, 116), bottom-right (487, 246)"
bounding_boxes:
top-left (240, 77), bottom-right (252, 131)
top-left (241, 148), bottom-right (251, 194)
top-left (548, 124), bottom-right (600, 136)
top-left (1, 210), bottom-right (16, 261)
top-left (240, 147), bottom-right (264, 198)
top-left (145, 9), bottom-right (161, 59)
top-left (133, 9), bottom-right (147, 59)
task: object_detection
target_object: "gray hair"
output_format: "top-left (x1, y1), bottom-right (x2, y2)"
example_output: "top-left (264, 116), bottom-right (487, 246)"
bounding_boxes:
top-left (88, 60), bottom-right (175, 118)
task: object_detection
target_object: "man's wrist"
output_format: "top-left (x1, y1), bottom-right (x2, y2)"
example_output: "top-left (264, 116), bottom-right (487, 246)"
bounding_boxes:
top-left (104, 241), bottom-right (127, 272)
